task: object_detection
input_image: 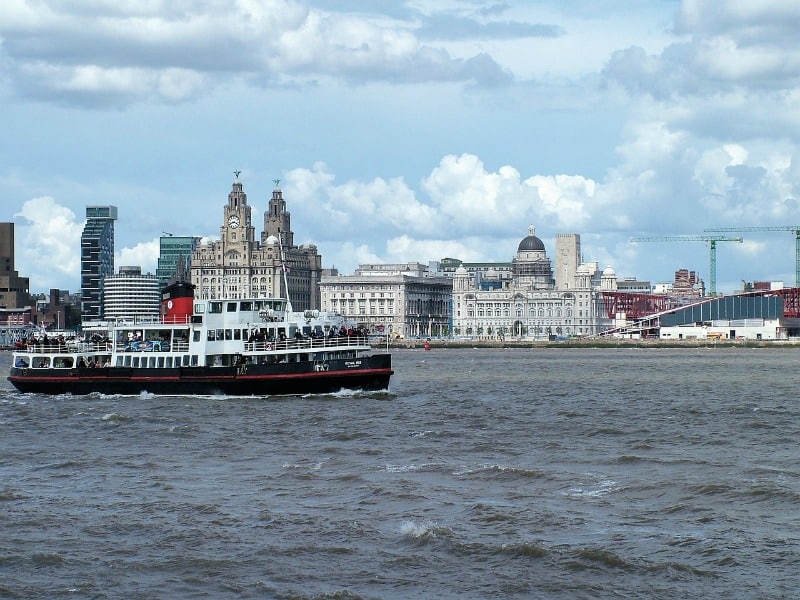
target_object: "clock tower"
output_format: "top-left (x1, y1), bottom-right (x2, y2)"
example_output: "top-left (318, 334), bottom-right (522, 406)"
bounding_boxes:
top-left (191, 174), bottom-right (323, 309)
top-left (223, 173), bottom-right (254, 244)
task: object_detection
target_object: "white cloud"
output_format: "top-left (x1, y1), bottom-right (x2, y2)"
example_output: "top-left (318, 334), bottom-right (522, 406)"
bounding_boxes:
top-left (14, 197), bottom-right (82, 291)
top-left (116, 239), bottom-right (160, 275)
top-left (0, 0), bottom-right (512, 107)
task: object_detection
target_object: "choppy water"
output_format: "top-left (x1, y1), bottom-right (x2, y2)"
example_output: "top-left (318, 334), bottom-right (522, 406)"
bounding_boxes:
top-left (2, 347), bottom-right (800, 599)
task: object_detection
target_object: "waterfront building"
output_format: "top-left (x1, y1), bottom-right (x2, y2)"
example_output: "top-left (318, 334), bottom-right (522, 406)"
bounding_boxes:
top-left (434, 258), bottom-right (513, 289)
top-left (450, 227), bottom-right (615, 338)
top-left (320, 263), bottom-right (452, 338)
top-left (102, 266), bottom-right (160, 322)
top-left (157, 234), bottom-right (201, 290)
top-left (81, 206), bottom-right (118, 320)
top-left (0, 222), bottom-right (32, 310)
top-left (190, 177), bottom-right (323, 311)
top-left (35, 289), bottom-right (71, 331)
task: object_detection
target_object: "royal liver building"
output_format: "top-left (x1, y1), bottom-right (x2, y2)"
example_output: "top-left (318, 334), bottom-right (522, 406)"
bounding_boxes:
top-left (451, 227), bottom-right (616, 338)
top-left (190, 176), bottom-right (323, 311)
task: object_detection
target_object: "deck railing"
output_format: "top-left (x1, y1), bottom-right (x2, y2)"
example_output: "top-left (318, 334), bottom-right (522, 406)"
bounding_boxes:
top-left (17, 341), bottom-right (114, 354)
top-left (16, 336), bottom-right (368, 355)
top-left (244, 335), bottom-right (368, 353)
top-left (17, 340), bottom-right (193, 355)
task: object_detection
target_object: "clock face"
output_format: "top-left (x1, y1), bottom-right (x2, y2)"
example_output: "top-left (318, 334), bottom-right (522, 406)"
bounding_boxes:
top-left (228, 215), bottom-right (240, 228)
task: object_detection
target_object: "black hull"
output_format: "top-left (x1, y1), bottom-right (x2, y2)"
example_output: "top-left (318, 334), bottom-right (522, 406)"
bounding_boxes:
top-left (8, 354), bottom-right (393, 396)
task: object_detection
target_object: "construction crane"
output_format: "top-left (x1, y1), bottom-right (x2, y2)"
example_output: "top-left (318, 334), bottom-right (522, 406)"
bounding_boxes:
top-left (630, 235), bottom-right (743, 297)
top-left (705, 226), bottom-right (800, 287)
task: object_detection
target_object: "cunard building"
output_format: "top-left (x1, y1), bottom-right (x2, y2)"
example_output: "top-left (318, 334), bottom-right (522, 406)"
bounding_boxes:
top-left (451, 227), bottom-right (617, 338)
top-left (191, 176), bottom-right (323, 311)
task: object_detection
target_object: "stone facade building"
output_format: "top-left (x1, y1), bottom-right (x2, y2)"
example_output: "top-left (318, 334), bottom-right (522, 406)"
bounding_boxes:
top-left (451, 227), bottom-right (616, 339)
top-left (320, 263), bottom-right (452, 339)
top-left (191, 178), bottom-right (323, 311)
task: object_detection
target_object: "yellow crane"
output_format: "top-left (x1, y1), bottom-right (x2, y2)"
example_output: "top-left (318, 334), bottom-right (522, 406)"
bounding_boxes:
top-left (630, 235), bottom-right (743, 297)
top-left (705, 226), bottom-right (800, 287)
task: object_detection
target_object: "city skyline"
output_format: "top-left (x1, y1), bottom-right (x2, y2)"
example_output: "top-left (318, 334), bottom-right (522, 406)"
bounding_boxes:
top-left (2, 1), bottom-right (799, 294)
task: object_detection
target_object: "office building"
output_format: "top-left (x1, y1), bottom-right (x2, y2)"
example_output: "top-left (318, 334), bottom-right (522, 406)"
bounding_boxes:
top-left (81, 206), bottom-right (118, 321)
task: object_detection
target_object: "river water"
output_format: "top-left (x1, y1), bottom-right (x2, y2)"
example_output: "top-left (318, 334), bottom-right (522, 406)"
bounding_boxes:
top-left (1, 347), bottom-right (799, 599)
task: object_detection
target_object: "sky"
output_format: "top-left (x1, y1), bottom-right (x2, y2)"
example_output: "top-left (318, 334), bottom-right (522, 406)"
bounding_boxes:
top-left (2, 0), bottom-right (800, 295)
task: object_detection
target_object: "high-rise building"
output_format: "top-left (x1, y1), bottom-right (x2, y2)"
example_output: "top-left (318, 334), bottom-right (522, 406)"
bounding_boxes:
top-left (191, 177), bottom-right (323, 310)
top-left (0, 222), bottom-right (32, 309)
top-left (157, 234), bottom-right (200, 290)
top-left (103, 266), bottom-right (160, 322)
top-left (555, 233), bottom-right (581, 290)
top-left (81, 206), bottom-right (118, 321)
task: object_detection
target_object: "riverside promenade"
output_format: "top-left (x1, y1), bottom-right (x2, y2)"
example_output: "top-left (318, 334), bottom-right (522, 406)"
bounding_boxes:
top-left (386, 337), bottom-right (800, 350)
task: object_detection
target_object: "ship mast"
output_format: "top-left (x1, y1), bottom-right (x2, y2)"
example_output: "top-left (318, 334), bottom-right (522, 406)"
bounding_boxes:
top-left (277, 227), bottom-right (293, 313)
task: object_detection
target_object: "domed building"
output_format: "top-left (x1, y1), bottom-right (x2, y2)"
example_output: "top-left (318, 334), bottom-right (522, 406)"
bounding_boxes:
top-left (451, 226), bottom-right (616, 339)
top-left (512, 226), bottom-right (555, 288)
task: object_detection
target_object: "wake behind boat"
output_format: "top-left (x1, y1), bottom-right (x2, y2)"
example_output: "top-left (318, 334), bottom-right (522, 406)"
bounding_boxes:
top-left (7, 282), bottom-right (393, 396)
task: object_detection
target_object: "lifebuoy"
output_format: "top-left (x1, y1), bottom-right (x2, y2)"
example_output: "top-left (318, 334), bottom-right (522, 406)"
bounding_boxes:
top-left (266, 343), bottom-right (274, 350)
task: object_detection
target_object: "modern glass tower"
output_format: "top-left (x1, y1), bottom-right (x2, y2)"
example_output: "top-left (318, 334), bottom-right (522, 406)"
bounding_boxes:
top-left (156, 235), bottom-right (200, 291)
top-left (80, 206), bottom-right (118, 321)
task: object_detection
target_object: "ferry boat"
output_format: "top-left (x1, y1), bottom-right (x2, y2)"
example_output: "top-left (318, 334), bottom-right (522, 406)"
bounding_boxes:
top-left (7, 282), bottom-right (393, 396)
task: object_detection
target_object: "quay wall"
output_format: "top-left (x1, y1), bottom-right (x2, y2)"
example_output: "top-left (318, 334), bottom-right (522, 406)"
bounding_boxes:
top-left (384, 338), bottom-right (800, 350)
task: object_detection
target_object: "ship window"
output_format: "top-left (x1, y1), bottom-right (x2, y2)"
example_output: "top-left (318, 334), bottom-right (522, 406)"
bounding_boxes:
top-left (158, 357), bottom-right (165, 368)
top-left (194, 303), bottom-right (205, 313)
top-left (207, 330), bottom-right (215, 341)
top-left (124, 355), bottom-right (131, 366)
top-left (216, 329), bottom-right (224, 340)
top-left (240, 301), bottom-right (252, 311)
top-left (227, 302), bottom-right (237, 312)
top-left (193, 331), bottom-right (201, 342)
top-left (225, 329), bottom-right (233, 340)
top-left (32, 357), bottom-right (50, 368)
top-left (183, 355), bottom-right (190, 366)
top-left (209, 302), bottom-right (222, 313)
top-left (133, 357), bottom-right (139, 368)
top-left (149, 357), bottom-right (156, 368)
top-left (234, 329), bottom-right (241, 340)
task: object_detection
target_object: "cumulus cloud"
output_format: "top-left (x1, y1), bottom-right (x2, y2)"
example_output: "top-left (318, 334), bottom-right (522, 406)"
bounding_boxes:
top-left (14, 197), bottom-right (83, 289)
top-left (12, 197), bottom-right (161, 291)
top-left (278, 154), bottom-right (601, 272)
top-left (0, 0), bottom-right (513, 106)
top-left (422, 154), bottom-right (596, 234)
top-left (116, 239), bottom-right (160, 274)
top-left (604, 1), bottom-right (800, 98)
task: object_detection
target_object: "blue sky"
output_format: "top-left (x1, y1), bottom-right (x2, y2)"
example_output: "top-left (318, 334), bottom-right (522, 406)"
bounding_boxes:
top-left (2, 0), bottom-right (799, 294)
